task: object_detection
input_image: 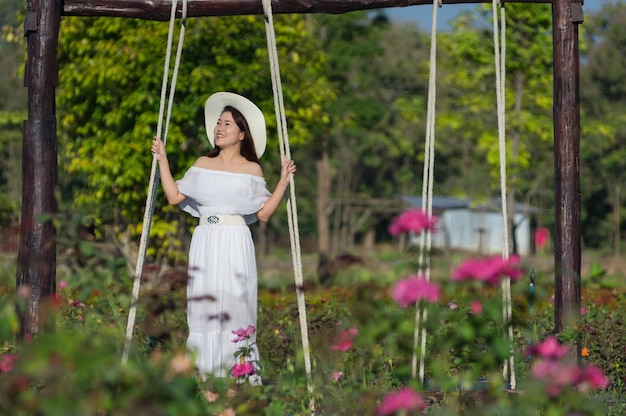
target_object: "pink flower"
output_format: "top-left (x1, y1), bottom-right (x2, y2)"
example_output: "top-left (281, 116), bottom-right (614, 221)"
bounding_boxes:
top-left (451, 255), bottom-right (523, 285)
top-left (526, 336), bottom-right (571, 360)
top-left (58, 281), bottom-right (68, 289)
top-left (470, 300), bottom-right (483, 315)
top-left (448, 302), bottom-right (458, 309)
top-left (390, 275), bottom-right (439, 308)
top-left (577, 365), bottom-right (609, 391)
top-left (232, 325), bottom-right (255, 343)
top-left (580, 306), bottom-right (588, 315)
top-left (0, 354), bottom-right (19, 373)
top-left (388, 209), bottom-right (437, 236)
top-left (534, 227), bottom-right (550, 249)
top-left (332, 371), bottom-right (343, 382)
top-left (376, 387), bottom-right (428, 415)
top-left (531, 360), bottom-right (608, 396)
top-left (531, 361), bottom-right (580, 397)
top-left (231, 361), bottom-right (255, 378)
top-left (332, 327), bottom-right (358, 352)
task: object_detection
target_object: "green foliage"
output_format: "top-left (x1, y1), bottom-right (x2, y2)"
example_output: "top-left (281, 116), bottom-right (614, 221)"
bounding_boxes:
top-left (437, 4), bottom-right (555, 207)
top-left (579, 302), bottom-right (626, 388)
top-left (56, 14), bottom-right (332, 261)
top-left (1, 0), bottom-right (626, 259)
top-left (313, 13), bottom-right (434, 199)
top-left (2, 236), bottom-right (626, 414)
top-left (0, 2), bottom-right (26, 226)
top-left (579, 3), bottom-right (626, 252)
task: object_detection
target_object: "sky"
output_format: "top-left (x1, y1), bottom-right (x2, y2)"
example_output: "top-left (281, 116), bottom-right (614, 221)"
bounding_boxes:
top-left (383, 0), bottom-right (608, 31)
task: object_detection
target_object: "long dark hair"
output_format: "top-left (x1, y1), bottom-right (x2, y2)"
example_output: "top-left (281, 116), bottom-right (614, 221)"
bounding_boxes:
top-left (207, 105), bottom-right (260, 164)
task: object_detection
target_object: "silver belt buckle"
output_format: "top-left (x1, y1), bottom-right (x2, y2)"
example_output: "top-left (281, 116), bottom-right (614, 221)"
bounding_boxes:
top-left (206, 215), bottom-right (221, 224)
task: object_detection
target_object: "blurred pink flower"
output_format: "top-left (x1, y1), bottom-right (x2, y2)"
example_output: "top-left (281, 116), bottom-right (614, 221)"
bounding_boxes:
top-left (376, 387), bottom-right (428, 415)
top-left (470, 300), bottom-right (483, 315)
top-left (531, 360), bottom-right (609, 397)
top-left (50, 293), bottom-right (64, 308)
top-left (534, 227), bottom-right (550, 249)
top-left (531, 360), bottom-right (580, 397)
top-left (580, 306), bottom-right (588, 315)
top-left (231, 361), bottom-right (255, 378)
top-left (526, 336), bottom-right (570, 360)
top-left (390, 275), bottom-right (439, 308)
top-left (452, 255), bottom-right (523, 285)
top-left (332, 371), bottom-right (344, 382)
top-left (58, 281), bottom-right (68, 289)
top-left (0, 354), bottom-right (19, 373)
top-left (232, 325), bottom-right (255, 343)
top-left (448, 302), bottom-right (458, 309)
top-left (332, 327), bottom-right (358, 352)
top-left (577, 365), bottom-right (610, 391)
top-left (388, 209), bottom-right (437, 236)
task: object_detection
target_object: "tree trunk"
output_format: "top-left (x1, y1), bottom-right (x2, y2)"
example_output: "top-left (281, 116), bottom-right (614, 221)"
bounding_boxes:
top-left (507, 72), bottom-right (526, 255)
top-left (611, 183), bottom-right (621, 258)
top-left (316, 142), bottom-right (332, 283)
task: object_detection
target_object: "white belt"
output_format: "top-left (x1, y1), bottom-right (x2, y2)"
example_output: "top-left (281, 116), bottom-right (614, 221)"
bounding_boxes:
top-left (199, 214), bottom-right (245, 226)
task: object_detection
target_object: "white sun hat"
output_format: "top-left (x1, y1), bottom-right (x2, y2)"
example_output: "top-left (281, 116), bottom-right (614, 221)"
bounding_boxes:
top-left (204, 92), bottom-right (267, 158)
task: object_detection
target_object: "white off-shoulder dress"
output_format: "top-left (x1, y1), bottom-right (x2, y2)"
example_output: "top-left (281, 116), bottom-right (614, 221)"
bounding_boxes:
top-left (176, 166), bottom-right (271, 383)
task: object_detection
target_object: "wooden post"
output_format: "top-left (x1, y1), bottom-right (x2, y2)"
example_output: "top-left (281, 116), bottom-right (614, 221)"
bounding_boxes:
top-left (552, 0), bottom-right (583, 340)
top-left (17, 0), bottom-right (61, 337)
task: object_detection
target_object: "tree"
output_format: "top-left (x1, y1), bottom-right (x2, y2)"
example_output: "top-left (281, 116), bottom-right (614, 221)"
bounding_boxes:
top-left (312, 11), bottom-right (395, 278)
top-left (312, 12), bottom-right (432, 269)
top-left (436, 4), bottom-right (555, 253)
top-left (497, 3), bottom-right (554, 253)
top-left (580, 3), bottom-right (626, 257)
top-left (0, 0), bottom-right (27, 228)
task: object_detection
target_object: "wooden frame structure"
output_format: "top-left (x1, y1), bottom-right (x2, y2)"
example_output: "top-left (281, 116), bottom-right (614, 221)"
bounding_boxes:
top-left (18, 0), bottom-right (582, 341)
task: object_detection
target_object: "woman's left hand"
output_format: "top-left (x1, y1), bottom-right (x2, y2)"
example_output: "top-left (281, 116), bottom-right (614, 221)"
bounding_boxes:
top-left (280, 159), bottom-right (296, 185)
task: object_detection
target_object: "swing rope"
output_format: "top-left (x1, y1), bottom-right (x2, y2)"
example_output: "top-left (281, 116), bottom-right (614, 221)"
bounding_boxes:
top-left (122, 0), bottom-right (187, 365)
top-left (261, 0), bottom-right (316, 412)
top-left (491, 0), bottom-right (516, 389)
top-left (413, 0), bottom-right (440, 383)
top-left (414, 0), bottom-right (516, 390)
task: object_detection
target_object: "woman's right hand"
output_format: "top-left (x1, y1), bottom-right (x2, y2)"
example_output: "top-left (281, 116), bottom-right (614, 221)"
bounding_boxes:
top-left (151, 137), bottom-right (167, 162)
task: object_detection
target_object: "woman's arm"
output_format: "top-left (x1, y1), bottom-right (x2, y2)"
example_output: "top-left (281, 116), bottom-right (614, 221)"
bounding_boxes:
top-left (151, 137), bottom-right (187, 205)
top-left (256, 159), bottom-right (296, 223)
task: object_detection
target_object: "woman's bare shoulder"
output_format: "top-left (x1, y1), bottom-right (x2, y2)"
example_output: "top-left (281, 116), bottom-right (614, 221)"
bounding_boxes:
top-left (191, 156), bottom-right (263, 177)
top-left (192, 156), bottom-right (215, 169)
top-left (245, 161), bottom-right (264, 177)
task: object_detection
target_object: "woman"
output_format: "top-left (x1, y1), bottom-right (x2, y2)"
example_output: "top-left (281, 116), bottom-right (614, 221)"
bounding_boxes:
top-left (151, 92), bottom-right (296, 387)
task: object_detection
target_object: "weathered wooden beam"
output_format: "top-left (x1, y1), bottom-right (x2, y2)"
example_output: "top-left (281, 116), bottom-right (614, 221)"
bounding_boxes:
top-left (62, 0), bottom-right (551, 20)
top-left (18, 0), bottom-right (61, 337)
top-left (552, 0), bottom-right (582, 347)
